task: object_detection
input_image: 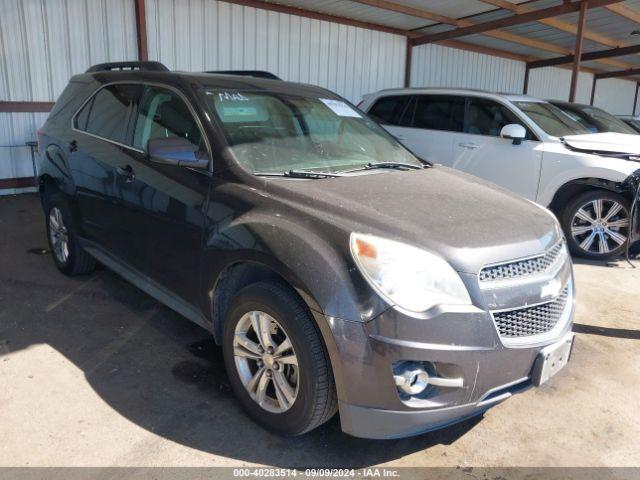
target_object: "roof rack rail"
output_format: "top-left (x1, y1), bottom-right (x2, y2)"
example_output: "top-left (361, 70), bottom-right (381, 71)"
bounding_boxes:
top-left (86, 61), bottom-right (169, 73)
top-left (205, 70), bottom-right (281, 80)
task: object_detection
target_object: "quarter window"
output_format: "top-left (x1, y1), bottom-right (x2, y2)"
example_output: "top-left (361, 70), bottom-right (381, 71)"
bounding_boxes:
top-left (133, 86), bottom-right (204, 153)
top-left (75, 84), bottom-right (143, 144)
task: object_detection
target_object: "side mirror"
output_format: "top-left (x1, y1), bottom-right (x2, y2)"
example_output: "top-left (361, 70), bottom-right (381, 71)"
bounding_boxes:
top-left (148, 137), bottom-right (208, 168)
top-left (500, 124), bottom-right (527, 145)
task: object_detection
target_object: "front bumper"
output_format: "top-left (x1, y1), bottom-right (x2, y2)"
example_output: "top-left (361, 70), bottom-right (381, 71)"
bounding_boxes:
top-left (338, 330), bottom-right (574, 439)
top-left (321, 269), bottom-right (575, 439)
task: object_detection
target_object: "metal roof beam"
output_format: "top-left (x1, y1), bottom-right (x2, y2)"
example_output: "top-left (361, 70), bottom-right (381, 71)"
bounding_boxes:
top-left (528, 44), bottom-right (640, 69)
top-left (351, 0), bottom-right (591, 57)
top-left (349, 0), bottom-right (457, 25)
top-left (606, 3), bottom-right (640, 23)
top-left (481, 0), bottom-right (629, 49)
top-left (569, 1), bottom-right (588, 102)
top-left (219, 0), bottom-right (419, 37)
top-left (595, 67), bottom-right (640, 79)
top-left (411, 0), bottom-right (624, 46)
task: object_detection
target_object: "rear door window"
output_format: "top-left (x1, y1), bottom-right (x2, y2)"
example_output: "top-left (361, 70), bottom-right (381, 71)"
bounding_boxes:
top-left (367, 95), bottom-right (411, 125)
top-left (75, 84), bottom-right (143, 144)
top-left (409, 95), bottom-right (465, 132)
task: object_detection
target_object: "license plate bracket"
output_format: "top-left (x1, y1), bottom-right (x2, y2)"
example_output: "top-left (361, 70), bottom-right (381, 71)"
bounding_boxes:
top-left (531, 333), bottom-right (574, 387)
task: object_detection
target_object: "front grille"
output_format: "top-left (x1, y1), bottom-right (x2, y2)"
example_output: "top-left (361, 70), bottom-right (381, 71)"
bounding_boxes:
top-left (493, 287), bottom-right (569, 338)
top-left (479, 241), bottom-right (565, 282)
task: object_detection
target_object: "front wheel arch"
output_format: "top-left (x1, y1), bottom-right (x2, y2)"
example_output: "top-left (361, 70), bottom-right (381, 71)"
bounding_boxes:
top-left (208, 260), bottom-right (348, 407)
top-left (561, 189), bottom-right (631, 259)
top-left (548, 178), bottom-right (629, 216)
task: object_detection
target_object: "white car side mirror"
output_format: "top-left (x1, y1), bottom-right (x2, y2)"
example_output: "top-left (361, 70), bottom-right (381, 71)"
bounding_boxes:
top-left (500, 124), bottom-right (527, 145)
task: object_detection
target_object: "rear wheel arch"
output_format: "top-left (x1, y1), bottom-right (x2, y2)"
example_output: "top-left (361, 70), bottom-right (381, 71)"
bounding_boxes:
top-left (39, 174), bottom-right (61, 202)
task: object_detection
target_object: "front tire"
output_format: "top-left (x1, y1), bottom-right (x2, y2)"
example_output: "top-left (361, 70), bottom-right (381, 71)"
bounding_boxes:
top-left (222, 281), bottom-right (337, 436)
top-left (45, 196), bottom-right (96, 276)
top-left (562, 190), bottom-right (631, 260)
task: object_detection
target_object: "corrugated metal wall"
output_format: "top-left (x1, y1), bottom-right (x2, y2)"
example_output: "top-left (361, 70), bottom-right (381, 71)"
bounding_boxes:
top-left (593, 78), bottom-right (638, 115)
top-left (527, 67), bottom-right (594, 105)
top-left (2, 0), bottom-right (640, 196)
top-left (145, 0), bottom-right (407, 104)
top-left (410, 44), bottom-right (637, 117)
top-left (409, 43), bottom-right (525, 93)
top-left (0, 0), bottom-right (137, 194)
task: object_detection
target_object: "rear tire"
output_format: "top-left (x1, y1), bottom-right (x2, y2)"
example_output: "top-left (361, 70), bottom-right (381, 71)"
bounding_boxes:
top-left (222, 281), bottom-right (337, 436)
top-left (562, 190), bottom-right (630, 260)
top-left (45, 196), bottom-right (96, 276)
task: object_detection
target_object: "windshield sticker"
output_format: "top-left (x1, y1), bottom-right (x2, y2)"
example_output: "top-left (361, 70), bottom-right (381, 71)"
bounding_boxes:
top-left (213, 91), bottom-right (250, 102)
top-left (319, 98), bottom-right (361, 118)
top-left (222, 106), bottom-right (258, 116)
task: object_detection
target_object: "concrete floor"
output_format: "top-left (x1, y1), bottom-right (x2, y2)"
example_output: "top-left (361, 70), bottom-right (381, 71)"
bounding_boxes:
top-left (0, 193), bottom-right (639, 468)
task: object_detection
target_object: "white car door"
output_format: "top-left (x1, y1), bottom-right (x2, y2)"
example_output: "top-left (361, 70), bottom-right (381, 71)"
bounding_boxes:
top-left (452, 97), bottom-right (543, 200)
top-left (369, 94), bottom-right (464, 165)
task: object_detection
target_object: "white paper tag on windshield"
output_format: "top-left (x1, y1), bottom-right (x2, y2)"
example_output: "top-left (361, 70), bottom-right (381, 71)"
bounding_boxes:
top-left (320, 98), bottom-right (361, 118)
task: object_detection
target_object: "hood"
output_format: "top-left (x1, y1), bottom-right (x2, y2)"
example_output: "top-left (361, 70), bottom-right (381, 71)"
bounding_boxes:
top-left (562, 132), bottom-right (640, 156)
top-left (264, 167), bottom-right (561, 274)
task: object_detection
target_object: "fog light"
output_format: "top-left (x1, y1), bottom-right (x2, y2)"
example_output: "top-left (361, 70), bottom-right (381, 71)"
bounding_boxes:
top-left (393, 361), bottom-right (429, 395)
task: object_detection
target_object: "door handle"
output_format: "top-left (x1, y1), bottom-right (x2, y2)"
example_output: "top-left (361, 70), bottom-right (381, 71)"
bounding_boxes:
top-left (68, 140), bottom-right (77, 152)
top-left (458, 142), bottom-right (480, 149)
top-left (116, 164), bottom-right (135, 183)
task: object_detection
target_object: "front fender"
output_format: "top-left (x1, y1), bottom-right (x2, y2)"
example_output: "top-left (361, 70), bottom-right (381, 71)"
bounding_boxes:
top-left (200, 217), bottom-right (387, 323)
top-left (538, 147), bottom-right (637, 206)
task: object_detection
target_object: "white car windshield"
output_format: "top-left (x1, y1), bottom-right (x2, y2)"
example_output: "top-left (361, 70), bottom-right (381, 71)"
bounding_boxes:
top-left (514, 101), bottom-right (590, 137)
top-left (204, 90), bottom-right (422, 175)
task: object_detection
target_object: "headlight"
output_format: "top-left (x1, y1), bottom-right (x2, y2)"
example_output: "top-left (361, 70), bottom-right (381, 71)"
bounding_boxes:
top-left (350, 233), bottom-right (471, 313)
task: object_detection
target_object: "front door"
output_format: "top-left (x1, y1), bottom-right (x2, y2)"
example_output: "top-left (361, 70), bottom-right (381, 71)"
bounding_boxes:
top-left (117, 84), bottom-right (211, 306)
top-left (452, 97), bottom-right (543, 200)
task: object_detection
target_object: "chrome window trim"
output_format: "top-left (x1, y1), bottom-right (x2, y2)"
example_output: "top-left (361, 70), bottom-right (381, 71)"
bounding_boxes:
top-left (70, 80), bottom-right (213, 171)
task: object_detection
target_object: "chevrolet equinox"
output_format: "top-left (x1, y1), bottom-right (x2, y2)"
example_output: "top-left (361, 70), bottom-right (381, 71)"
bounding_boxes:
top-left (37, 61), bottom-right (575, 439)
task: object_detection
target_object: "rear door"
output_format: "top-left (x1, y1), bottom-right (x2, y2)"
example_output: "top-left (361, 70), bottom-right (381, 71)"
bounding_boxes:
top-left (69, 83), bottom-right (143, 253)
top-left (366, 94), bottom-right (412, 139)
top-left (405, 95), bottom-right (465, 164)
top-left (375, 94), bottom-right (465, 165)
top-left (452, 97), bottom-right (543, 200)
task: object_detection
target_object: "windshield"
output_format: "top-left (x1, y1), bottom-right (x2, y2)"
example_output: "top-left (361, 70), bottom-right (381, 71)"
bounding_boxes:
top-left (626, 119), bottom-right (640, 132)
top-left (203, 90), bottom-right (421, 174)
top-left (514, 101), bottom-right (590, 137)
top-left (570, 106), bottom-right (638, 134)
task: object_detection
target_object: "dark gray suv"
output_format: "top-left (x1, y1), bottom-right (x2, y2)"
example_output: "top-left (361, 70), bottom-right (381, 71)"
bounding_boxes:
top-left (37, 61), bottom-right (575, 439)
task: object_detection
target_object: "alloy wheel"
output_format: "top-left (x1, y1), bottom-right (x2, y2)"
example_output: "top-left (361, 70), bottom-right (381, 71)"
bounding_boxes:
top-left (49, 207), bottom-right (69, 264)
top-left (233, 310), bottom-right (299, 413)
top-left (570, 198), bottom-right (629, 256)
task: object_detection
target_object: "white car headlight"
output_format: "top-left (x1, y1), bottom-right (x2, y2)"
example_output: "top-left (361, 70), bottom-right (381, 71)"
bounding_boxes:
top-left (350, 233), bottom-right (471, 313)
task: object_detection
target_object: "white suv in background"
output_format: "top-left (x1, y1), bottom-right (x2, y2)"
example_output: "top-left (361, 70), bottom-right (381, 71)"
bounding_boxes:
top-left (360, 88), bottom-right (640, 260)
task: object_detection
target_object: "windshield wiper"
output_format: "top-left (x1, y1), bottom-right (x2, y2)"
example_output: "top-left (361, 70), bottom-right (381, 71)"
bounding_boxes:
top-left (367, 162), bottom-right (425, 170)
top-left (254, 169), bottom-right (344, 179)
top-left (339, 162), bottom-right (427, 173)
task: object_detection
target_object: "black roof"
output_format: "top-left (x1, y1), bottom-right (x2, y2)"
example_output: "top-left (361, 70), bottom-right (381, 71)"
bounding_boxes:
top-left (80, 61), bottom-right (333, 98)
